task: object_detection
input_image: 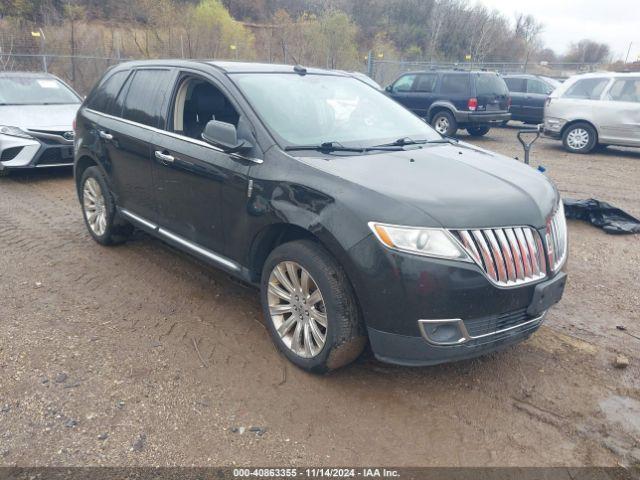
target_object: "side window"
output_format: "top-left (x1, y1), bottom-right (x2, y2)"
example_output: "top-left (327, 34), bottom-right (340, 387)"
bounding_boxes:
top-left (440, 74), bottom-right (470, 95)
top-left (527, 79), bottom-right (550, 94)
top-left (563, 78), bottom-right (609, 100)
top-left (121, 69), bottom-right (173, 128)
top-left (504, 78), bottom-right (525, 92)
top-left (392, 74), bottom-right (416, 92)
top-left (608, 78), bottom-right (640, 103)
top-left (414, 74), bottom-right (437, 92)
top-left (86, 70), bottom-right (129, 114)
top-left (171, 76), bottom-right (240, 140)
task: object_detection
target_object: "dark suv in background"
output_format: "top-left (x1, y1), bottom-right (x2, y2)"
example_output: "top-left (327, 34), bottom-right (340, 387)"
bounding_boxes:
top-left (386, 70), bottom-right (511, 137)
top-left (503, 74), bottom-right (560, 125)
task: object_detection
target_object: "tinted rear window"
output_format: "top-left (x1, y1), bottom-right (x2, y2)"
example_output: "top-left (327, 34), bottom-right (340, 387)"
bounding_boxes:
top-left (504, 77), bottom-right (525, 92)
top-left (475, 74), bottom-right (508, 95)
top-left (87, 70), bottom-right (129, 114)
top-left (121, 69), bottom-right (173, 127)
top-left (440, 74), bottom-right (469, 94)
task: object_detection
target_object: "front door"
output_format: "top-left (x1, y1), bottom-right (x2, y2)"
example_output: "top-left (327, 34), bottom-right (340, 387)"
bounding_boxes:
top-left (151, 73), bottom-right (251, 261)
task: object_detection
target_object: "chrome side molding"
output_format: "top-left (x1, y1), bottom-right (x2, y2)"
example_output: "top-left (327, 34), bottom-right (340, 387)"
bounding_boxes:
top-left (118, 208), bottom-right (240, 272)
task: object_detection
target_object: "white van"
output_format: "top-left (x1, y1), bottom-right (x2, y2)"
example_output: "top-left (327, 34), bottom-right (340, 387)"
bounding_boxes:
top-left (543, 72), bottom-right (640, 153)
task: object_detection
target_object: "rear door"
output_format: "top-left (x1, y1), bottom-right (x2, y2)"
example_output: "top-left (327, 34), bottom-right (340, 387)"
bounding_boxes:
top-left (406, 73), bottom-right (438, 116)
top-left (504, 77), bottom-right (526, 119)
top-left (105, 68), bottom-right (175, 222)
top-left (474, 73), bottom-right (509, 113)
top-left (523, 78), bottom-right (553, 123)
top-left (600, 77), bottom-right (640, 146)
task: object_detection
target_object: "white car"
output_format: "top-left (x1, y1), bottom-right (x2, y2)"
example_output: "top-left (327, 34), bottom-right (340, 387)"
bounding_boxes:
top-left (543, 72), bottom-right (640, 153)
top-left (0, 72), bottom-right (81, 175)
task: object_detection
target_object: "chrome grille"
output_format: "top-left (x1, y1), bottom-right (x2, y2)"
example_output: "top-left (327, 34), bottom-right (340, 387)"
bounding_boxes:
top-left (452, 226), bottom-right (547, 287)
top-left (546, 201), bottom-right (568, 272)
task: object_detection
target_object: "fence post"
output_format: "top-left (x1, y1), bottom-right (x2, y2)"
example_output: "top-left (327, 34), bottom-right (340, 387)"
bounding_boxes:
top-left (367, 50), bottom-right (373, 78)
top-left (39, 28), bottom-right (47, 73)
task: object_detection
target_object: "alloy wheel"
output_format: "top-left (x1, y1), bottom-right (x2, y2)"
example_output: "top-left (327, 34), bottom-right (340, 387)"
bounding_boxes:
top-left (566, 128), bottom-right (589, 150)
top-left (83, 177), bottom-right (107, 236)
top-left (267, 261), bottom-right (327, 358)
top-left (434, 116), bottom-right (450, 134)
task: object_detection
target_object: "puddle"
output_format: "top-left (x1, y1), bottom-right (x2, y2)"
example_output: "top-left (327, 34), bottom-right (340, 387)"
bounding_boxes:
top-left (599, 395), bottom-right (640, 439)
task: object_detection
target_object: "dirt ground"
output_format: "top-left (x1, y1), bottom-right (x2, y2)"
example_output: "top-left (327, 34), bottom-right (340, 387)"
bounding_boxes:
top-left (0, 125), bottom-right (639, 468)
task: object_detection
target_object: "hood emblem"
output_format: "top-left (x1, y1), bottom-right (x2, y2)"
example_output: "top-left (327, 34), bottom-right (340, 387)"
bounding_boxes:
top-left (63, 131), bottom-right (75, 141)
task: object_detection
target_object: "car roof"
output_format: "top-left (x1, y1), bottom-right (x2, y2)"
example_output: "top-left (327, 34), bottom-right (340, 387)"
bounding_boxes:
top-left (110, 59), bottom-right (347, 76)
top-left (568, 71), bottom-right (639, 78)
top-left (399, 70), bottom-right (493, 75)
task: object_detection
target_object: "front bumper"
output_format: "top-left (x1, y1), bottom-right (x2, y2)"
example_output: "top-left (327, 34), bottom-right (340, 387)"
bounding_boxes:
top-left (0, 130), bottom-right (74, 172)
top-left (542, 129), bottom-right (562, 140)
top-left (346, 235), bottom-right (566, 366)
top-left (454, 111), bottom-right (511, 125)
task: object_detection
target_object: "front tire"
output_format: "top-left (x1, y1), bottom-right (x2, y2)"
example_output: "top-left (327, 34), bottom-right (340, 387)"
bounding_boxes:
top-left (80, 166), bottom-right (133, 245)
top-left (431, 110), bottom-right (458, 137)
top-left (260, 240), bottom-right (366, 373)
top-left (466, 125), bottom-right (490, 137)
top-left (562, 122), bottom-right (597, 154)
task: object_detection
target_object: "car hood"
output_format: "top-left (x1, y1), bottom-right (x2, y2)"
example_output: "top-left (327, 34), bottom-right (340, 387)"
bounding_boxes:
top-left (296, 142), bottom-right (558, 229)
top-left (0, 104), bottom-right (79, 130)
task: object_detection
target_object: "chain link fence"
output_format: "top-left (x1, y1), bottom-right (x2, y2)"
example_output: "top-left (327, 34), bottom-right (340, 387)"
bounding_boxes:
top-left (368, 60), bottom-right (605, 87)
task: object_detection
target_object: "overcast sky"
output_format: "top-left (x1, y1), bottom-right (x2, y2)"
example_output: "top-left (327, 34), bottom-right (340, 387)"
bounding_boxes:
top-left (476, 0), bottom-right (640, 61)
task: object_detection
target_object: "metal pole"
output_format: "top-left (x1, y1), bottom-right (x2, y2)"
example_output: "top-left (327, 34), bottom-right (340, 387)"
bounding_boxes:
top-left (39, 28), bottom-right (47, 73)
top-left (367, 50), bottom-right (373, 77)
top-left (625, 42), bottom-right (633, 63)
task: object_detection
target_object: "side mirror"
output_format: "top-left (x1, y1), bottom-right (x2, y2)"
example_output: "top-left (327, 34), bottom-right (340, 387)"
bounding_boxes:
top-left (202, 120), bottom-right (252, 153)
top-left (385, 85), bottom-right (393, 93)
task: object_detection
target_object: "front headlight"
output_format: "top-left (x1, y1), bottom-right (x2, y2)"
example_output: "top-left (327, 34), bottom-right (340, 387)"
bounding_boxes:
top-left (369, 222), bottom-right (471, 261)
top-left (0, 126), bottom-right (34, 139)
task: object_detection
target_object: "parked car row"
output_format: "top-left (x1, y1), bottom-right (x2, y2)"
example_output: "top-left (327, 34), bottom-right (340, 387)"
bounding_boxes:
top-left (383, 68), bottom-right (640, 154)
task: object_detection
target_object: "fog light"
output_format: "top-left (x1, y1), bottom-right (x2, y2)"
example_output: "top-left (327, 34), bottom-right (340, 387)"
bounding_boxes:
top-left (418, 319), bottom-right (469, 346)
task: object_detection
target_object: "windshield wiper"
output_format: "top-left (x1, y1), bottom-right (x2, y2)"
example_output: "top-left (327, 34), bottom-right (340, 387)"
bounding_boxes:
top-left (371, 137), bottom-right (430, 148)
top-left (284, 141), bottom-right (366, 153)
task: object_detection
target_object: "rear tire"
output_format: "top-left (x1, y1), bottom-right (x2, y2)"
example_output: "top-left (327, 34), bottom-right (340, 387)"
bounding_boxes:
top-left (431, 110), bottom-right (458, 137)
top-left (466, 125), bottom-right (490, 137)
top-left (80, 166), bottom-right (133, 245)
top-left (260, 240), bottom-right (366, 374)
top-left (562, 122), bottom-right (597, 154)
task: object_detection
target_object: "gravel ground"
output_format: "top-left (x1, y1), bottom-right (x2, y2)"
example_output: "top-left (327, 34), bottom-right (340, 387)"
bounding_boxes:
top-left (0, 125), bottom-right (638, 467)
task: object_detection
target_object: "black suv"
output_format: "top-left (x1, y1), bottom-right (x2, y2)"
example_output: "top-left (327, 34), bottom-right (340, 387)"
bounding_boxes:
top-left (386, 70), bottom-right (511, 137)
top-left (74, 60), bottom-right (567, 373)
top-left (503, 74), bottom-right (560, 124)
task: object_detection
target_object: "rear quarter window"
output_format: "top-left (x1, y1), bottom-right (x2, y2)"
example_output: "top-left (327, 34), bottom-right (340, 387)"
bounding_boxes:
top-left (440, 74), bottom-right (469, 95)
top-left (86, 70), bottom-right (130, 114)
top-left (121, 69), bottom-right (174, 127)
top-left (563, 78), bottom-right (609, 100)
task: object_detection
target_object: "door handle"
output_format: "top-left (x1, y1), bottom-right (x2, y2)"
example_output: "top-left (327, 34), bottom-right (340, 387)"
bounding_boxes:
top-left (98, 130), bottom-right (113, 141)
top-left (154, 150), bottom-right (175, 164)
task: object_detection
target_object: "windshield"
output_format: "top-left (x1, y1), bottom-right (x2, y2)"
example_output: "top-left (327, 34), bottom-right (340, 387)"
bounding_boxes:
top-left (475, 73), bottom-right (509, 96)
top-left (231, 73), bottom-right (440, 148)
top-left (0, 76), bottom-right (81, 105)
